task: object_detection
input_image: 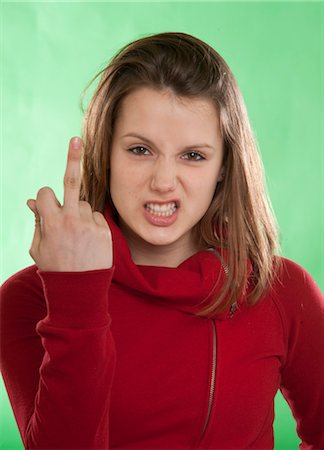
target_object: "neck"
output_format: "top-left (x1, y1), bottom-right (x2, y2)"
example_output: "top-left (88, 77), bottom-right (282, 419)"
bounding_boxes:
top-left (133, 244), bottom-right (199, 268)
top-left (121, 228), bottom-right (202, 268)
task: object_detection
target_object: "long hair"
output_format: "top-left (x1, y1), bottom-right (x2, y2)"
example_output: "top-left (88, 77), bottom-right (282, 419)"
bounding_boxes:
top-left (80, 31), bottom-right (281, 317)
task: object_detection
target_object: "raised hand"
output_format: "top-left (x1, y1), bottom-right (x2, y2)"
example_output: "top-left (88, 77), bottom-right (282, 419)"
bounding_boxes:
top-left (26, 137), bottom-right (113, 272)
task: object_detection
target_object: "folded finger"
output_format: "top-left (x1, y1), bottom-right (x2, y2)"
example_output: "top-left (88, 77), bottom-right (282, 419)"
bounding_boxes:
top-left (35, 187), bottom-right (61, 219)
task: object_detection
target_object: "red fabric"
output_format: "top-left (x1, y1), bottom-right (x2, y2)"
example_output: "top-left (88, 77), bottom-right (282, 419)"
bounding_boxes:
top-left (1, 205), bottom-right (324, 449)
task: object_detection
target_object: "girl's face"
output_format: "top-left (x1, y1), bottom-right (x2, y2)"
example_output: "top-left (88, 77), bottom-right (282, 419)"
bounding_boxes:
top-left (110, 87), bottom-right (224, 266)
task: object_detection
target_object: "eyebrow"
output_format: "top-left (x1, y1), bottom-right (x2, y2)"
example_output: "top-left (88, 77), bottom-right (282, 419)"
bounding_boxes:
top-left (121, 133), bottom-right (216, 151)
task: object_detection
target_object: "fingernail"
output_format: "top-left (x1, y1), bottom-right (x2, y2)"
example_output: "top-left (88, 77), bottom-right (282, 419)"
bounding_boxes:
top-left (71, 137), bottom-right (81, 149)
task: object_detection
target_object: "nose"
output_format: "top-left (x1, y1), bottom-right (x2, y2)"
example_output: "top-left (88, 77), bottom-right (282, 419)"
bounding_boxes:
top-left (150, 157), bottom-right (178, 193)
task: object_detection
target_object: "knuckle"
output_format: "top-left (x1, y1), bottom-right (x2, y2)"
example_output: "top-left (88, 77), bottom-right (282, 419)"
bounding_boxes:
top-left (79, 200), bottom-right (90, 207)
top-left (37, 186), bottom-right (53, 197)
top-left (62, 214), bottom-right (92, 236)
top-left (64, 176), bottom-right (79, 189)
top-left (93, 211), bottom-right (103, 220)
top-left (63, 214), bottom-right (78, 229)
top-left (44, 218), bottom-right (58, 232)
top-left (93, 212), bottom-right (104, 225)
top-left (79, 200), bottom-right (92, 212)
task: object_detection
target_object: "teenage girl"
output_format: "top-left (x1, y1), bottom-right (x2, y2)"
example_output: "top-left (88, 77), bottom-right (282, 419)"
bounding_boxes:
top-left (1, 32), bottom-right (323, 449)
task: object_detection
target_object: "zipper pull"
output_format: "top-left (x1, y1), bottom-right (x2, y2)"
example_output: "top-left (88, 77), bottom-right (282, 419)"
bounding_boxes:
top-left (229, 302), bottom-right (238, 318)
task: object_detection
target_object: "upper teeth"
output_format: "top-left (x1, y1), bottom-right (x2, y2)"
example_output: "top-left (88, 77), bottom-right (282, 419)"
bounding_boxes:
top-left (145, 202), bottom-right (177, 216)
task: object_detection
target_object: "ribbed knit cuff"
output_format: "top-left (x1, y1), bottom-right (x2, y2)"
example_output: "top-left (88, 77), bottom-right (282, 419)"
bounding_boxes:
top-left (37, 268), bottom-right (115, 329)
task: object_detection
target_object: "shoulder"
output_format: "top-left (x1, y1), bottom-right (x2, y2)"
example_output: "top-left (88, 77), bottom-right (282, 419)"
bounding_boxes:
top-left (1, 264), bottom-right (43, 297)
top-left (269, 256), bottom-right (324, 335)
top-left (272, 256), bottom-right (323, 301)
top-left (0, 265), bottom-right (46, 321)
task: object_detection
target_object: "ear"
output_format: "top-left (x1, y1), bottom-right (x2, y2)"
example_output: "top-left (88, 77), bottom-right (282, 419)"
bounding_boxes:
top-left (217, 167), bottom-right (225, 183)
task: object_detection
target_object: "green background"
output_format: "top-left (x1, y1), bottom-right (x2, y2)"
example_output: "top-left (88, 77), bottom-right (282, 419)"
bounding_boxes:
top-left (1, 1), bottom-right (323, 449)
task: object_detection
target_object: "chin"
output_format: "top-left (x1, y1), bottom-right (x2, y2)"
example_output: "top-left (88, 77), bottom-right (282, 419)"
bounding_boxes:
top-left (147, 238), bottom-right (177, 247)
top-left (140, 233), bottom-right (178, 247)
top-left (140, 226), bottom-right (191, 248)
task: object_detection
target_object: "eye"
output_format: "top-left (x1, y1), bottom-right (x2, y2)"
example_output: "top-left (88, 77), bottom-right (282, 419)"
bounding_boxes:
top-left (128, 146), bottom-right (151, 156)
top-left (182, 151), bottom-right (206, 161)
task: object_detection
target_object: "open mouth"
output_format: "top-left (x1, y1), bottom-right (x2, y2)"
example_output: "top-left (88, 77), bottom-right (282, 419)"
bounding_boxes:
top-left (144, 202), bottom-right (178, 217)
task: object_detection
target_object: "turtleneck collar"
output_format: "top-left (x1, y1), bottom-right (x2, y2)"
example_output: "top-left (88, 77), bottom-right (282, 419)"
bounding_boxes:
top-left (103, 203), bottom-right (246, 320)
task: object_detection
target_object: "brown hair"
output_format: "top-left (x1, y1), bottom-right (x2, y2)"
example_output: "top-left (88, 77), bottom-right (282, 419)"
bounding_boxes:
top-left (80, 31), bottom-right (281, 317)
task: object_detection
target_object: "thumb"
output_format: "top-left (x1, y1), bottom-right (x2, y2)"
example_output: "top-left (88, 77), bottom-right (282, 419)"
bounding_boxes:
top-left (27, 198), bottom-right (36, 212)
top-left (27, 199), bottom-right (40, 221)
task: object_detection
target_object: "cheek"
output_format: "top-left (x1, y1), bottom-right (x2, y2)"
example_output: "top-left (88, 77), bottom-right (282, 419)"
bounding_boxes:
top-left (188, 181), bottom-right (218, 217)
top-left (191, 173), bottom-right (219, 201)
top-left (110, 166), bottom-right (144, 203)
top-left (110, 156), bottom-right (131, 187)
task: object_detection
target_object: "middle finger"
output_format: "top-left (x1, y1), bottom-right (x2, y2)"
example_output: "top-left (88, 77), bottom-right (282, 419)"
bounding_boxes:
top-left (63, 137), bottom-right (82, 212)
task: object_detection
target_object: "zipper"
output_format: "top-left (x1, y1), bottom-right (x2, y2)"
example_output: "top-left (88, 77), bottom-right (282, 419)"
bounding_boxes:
top-left (199, 319), bottom-right (217, 439)
top-left (209, 248), bottom-right (229, 275)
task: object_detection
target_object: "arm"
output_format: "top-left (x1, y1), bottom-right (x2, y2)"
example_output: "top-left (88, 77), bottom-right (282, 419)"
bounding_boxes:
top-left (1, 266), bottom-right (116, 449)
top-left (1, 137), bottom-right (115, 449)
top-left (277, 260), bottom-right (324, 449)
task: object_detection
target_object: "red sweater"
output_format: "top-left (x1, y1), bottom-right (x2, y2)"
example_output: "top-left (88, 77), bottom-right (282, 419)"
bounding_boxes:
top-left (1, 205), bottom-right (324, 449)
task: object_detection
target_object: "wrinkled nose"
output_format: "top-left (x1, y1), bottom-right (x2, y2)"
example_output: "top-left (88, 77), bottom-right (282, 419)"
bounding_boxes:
top-left (150, 158), bottom-right (177, 193)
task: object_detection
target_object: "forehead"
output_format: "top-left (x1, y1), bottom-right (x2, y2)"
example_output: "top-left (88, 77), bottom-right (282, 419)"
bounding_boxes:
top-left (114, 86), bottom-right (221, 137)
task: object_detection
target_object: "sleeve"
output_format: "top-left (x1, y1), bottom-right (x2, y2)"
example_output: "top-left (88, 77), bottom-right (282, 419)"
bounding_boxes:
top-left (278, 260), bottom-right (324, 449)
top-left (0, 266), bottom-right (116, 450)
